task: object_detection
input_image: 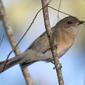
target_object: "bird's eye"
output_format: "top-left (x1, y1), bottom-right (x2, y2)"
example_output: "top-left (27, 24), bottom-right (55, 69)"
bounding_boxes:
top-left (67, 21), bottom-right (73, 24)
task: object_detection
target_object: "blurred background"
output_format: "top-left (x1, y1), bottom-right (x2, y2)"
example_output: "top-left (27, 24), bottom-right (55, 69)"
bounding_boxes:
top-left (0, 0), bottom-right (85, 85)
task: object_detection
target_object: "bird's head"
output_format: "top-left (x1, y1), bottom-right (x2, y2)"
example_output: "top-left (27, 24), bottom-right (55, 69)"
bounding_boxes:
top-left (56, 16), bottom-right (85, 35)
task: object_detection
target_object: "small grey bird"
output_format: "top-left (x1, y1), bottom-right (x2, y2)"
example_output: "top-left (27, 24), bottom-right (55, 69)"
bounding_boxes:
top-left (0, 16), bottom-right (84, 72)
top-left (28, 16), bottom-right (84, 58)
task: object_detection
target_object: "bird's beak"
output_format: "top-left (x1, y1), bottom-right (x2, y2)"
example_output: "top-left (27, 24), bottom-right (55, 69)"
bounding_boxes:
top-left (79, 21), bottom-right (85, 24)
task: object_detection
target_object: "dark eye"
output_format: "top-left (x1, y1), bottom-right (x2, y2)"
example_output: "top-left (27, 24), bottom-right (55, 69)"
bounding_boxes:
top-left (67, 21), bottom-right (73, 24)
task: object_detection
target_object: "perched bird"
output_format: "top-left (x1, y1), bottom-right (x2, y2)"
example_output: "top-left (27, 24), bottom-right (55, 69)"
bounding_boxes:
top-left (0, 16), bottom-right (84, 72)
top-left (28, 16), bottom-right (84, 58)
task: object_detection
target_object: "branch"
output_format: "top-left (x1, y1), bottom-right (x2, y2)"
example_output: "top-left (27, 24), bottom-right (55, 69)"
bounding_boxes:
top-left (41, 0), bottom-right (64, 85)
top-left (0, 0), bottom-right (33, 85)
top-left (0, 49), bottom-right (53, 73)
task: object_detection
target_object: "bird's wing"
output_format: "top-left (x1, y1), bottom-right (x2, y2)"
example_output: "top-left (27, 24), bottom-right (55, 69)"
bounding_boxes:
top-left (29, 32), bottom-right (50, 53)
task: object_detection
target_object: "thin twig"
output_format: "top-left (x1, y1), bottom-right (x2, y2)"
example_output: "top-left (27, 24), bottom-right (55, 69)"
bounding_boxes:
top-left (41, 0), bottom-right (64, 85)
top-left (48, 5), bottom-right (72, 16)
top-left (0, 0), bottom-right (33, 85)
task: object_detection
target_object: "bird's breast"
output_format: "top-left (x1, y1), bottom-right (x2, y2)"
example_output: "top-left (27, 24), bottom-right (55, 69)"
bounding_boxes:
top-left (56, 30), bottom-right (75, 58)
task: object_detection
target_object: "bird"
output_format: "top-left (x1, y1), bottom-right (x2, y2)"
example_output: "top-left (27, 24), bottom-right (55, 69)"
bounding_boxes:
top-left (28, 16), bottom-right (84, 58)
top-left (0, 16), bottom-right (84, 72)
